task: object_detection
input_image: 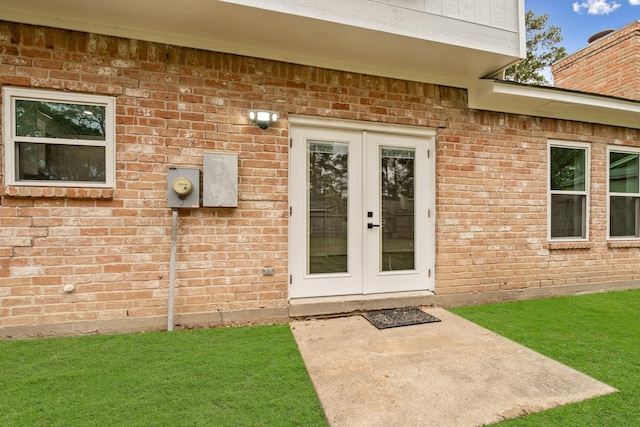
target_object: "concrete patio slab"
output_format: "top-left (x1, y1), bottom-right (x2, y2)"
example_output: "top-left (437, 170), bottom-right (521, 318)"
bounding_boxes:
top-left (291, 307), bottom-right (616, 427)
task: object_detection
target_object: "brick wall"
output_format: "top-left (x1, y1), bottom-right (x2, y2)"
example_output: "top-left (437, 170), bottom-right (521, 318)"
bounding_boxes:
top-left (552, 21), bottom-right (640, 100)
top-left (436, 115), bottom-right (640, 297)
top-left (1, 21), bottom-right (640, 338)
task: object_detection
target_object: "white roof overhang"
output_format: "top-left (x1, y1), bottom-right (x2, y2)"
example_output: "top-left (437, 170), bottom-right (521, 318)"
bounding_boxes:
top-left (469, 79), bottom-right (640, 130)
top-left (0, 0), bottom-right (522, 89)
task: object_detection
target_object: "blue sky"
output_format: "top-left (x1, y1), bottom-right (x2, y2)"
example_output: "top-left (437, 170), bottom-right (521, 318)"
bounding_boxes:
top-left (526, 0), bottom-right (640, 54)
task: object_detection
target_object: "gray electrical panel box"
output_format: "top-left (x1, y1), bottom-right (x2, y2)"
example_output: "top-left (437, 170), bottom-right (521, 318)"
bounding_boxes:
top-left (167, 167), bottom-right (200, 208)
top-left (203, 152), bottom-right (238, 207)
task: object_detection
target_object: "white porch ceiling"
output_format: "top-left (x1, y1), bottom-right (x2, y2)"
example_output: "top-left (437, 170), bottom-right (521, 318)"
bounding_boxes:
top-left (0, 0), bottom-right (520, 89)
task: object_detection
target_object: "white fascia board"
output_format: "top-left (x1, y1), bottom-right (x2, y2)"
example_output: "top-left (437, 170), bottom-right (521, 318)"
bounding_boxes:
top-left (469, 80), bottom-right (640, 130)
top-left (225, 0), bottom-right (524, 58)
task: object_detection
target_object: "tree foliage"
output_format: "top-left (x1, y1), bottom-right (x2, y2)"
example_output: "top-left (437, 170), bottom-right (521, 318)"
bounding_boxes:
top-left (505, 10), bottom-right (567, 85)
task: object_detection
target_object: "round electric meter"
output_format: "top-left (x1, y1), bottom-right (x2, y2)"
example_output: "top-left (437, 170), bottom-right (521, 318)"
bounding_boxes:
top-left (172, 177), bottom-right (193, 197)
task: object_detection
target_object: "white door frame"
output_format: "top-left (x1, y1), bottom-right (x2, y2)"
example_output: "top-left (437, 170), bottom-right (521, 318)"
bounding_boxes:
top-left (288, 116), bottom-right (436, 299)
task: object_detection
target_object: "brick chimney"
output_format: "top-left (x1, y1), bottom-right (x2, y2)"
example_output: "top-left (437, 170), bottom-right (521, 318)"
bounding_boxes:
top-left (552, 20), bottom-right (640, 101)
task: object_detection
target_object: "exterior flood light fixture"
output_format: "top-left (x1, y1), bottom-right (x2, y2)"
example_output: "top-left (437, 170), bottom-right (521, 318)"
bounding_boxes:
top-left (249, 111), bottom-right (278, 129)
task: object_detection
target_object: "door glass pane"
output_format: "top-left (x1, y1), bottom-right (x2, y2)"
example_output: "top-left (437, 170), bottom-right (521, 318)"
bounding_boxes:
top-left (550, 194), bottom-right (585, 238)
top-left (380, 147), bottom-right (415, 271)
top-left (609, 152), bottom-right (639, 193)
top-left (307, 141), bottom-right (349, 274)
top-left (610, 196), bottom-right (638, 237)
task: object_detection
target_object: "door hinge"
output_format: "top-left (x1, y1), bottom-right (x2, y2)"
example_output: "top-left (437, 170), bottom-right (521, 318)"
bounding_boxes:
top-left (290, 138), bottom-right (293, 148)
top-left (427, 149), bottom-right (430, 158)
top-left (428, 209), bottom-right (431, 218)
top-left (289, 275), bottom-right (293, 285)
top-left (428, 269), bottom-right (431, 278)
top-left (289, 206), bottom-right (292, 216)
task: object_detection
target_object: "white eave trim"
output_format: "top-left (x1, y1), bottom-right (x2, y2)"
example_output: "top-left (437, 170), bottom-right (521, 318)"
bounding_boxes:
top-left (469, 79), bottom-right (640, 130)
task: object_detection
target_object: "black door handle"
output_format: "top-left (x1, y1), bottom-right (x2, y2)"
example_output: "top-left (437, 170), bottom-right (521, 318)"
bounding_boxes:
top-left (367, 223), bottom-right (380, 229)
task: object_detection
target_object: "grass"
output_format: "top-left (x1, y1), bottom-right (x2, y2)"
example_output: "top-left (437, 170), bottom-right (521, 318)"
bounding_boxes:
top-left (451, 289), bottom-right (640, 426)
top-left (4, 290), bottom-right (639, 426)
top-left (0, 324), bottom-right (328, 427)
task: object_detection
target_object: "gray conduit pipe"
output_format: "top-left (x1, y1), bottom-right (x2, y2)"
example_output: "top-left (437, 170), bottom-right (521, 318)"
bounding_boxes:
top-left (168, 208), bottom-right (178, 331)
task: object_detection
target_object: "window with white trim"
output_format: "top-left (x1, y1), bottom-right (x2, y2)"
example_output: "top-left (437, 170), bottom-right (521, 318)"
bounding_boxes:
top-left (548, 141), bottom-right (589, 240)
top-left (3, 87), bottom-right (115, 188)
top-left (608, 147), bottom-right (640, 239)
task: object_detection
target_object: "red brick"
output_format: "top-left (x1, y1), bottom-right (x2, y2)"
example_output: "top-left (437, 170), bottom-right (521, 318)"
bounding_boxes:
top-left (553, 22), bottom-right (640, 100)
top-left (0, 21), bottom-right (639, 338)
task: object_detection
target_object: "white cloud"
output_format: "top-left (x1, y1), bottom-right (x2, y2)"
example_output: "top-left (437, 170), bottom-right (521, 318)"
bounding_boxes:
top-left (630, 0), bottom-right (640, 5)
top-left (572, 0), bottom-right (622, 14)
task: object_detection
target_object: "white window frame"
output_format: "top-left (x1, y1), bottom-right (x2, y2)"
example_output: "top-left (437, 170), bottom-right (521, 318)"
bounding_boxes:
top-left (3, 87), bottom-right (115, 188)
top-left (547, 140), bottom-right (590, 242)
top-left (607, 145), bottom-right (640, 240)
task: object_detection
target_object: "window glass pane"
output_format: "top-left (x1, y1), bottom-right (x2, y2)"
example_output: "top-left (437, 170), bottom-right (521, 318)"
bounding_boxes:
top-left (610, 196), bottom-right (638, 237)
top-left (307, 141), bottom-right (348, 275)
top-left (609, 152), bottom-right (639, 193)
top-left (17, 142), bottom-right (106, 182)
top-left (551, 194), bottom-right (585, 238)
top-left (550, 147), bottom-right (586, 191)
top-left (381, 147), bottom-right (415, 271)
top-left (15, 100), bottom-right (106, 140)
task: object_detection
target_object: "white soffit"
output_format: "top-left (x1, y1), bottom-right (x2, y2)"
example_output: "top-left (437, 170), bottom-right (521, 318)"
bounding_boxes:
top-left (469, 80), bottom-right (640, 130)
top-left (0, 0), bottom-right (521, 89)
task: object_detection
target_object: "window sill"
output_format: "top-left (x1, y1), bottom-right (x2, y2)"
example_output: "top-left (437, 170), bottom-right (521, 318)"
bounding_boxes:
top-left (0, 186), bottom-right (114, 199)
top-left (548, 241), bottom-right (591, 250)
top-left (608, 240), bottom-right (640, 248)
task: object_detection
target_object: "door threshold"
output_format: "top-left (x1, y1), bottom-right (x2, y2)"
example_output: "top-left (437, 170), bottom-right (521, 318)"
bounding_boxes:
top-left (289, 291), bottom-right (436, 318)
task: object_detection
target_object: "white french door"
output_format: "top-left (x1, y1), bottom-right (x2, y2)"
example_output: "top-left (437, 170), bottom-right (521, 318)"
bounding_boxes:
top-left (289, 119), bottom-right (435, 299)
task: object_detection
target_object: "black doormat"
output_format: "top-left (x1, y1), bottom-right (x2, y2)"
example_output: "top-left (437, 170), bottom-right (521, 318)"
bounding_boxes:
top-left (362, 307), bottom-right (441, 330)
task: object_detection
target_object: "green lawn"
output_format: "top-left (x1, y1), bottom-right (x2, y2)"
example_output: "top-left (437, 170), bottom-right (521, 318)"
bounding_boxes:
top-left (0, 324), bottom-right (328, 427)
top-left (451, 289), bottom-right (640, 426)
top-left (3, 290), bottom-right (638, 426)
